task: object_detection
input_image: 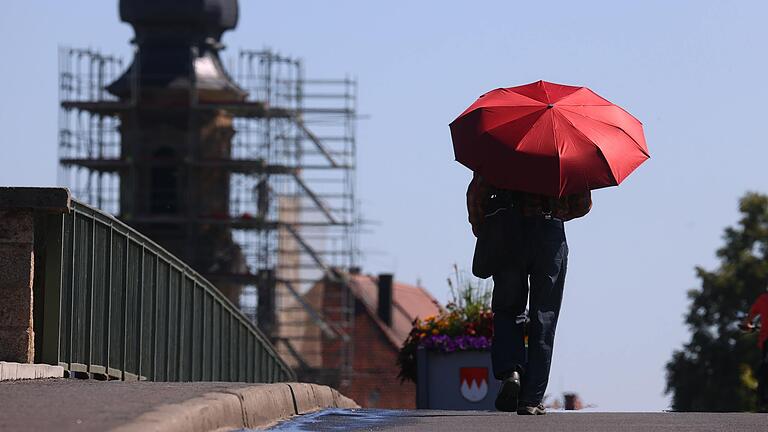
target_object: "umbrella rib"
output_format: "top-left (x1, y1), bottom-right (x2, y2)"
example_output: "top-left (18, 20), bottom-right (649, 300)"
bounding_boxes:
top-left (559, 107), bottom-right (650, 158)
top-left (506, 88), bottom-right (551, 105)
top-left (541, 81), bottom-right (552, 103)
top-left (556, 112), bottom-right (620, 186)
top-left (557, 87), bottom-right (612, 106)
top-left (478, 108), bottom-right (547, 142)
top-left (552, 113), bottom-right (564, 197)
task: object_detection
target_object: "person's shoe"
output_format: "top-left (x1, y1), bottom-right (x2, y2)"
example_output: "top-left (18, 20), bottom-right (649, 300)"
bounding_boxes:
top-left (494, 371), bottom-right (521, 412)
top-left (517, 403), bottom-right (546, 415)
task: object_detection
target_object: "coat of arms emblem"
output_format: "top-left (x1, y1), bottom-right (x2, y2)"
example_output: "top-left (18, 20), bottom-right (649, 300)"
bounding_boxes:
top-left (459, 367), bottom-right (489, 402)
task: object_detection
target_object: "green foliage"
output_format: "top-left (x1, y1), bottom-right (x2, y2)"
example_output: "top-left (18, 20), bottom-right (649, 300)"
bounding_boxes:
top-left (446, 264), bottom-right (493, 323)
top-left (666, 192), bottom-right (768, 411)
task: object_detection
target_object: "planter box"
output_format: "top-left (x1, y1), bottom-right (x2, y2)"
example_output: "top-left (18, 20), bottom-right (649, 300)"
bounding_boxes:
top-left (416, 346), bottom-right (500, 410)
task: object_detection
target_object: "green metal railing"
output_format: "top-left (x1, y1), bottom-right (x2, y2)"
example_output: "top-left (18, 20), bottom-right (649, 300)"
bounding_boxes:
top-left (37, 199), bottom-right (295, 382)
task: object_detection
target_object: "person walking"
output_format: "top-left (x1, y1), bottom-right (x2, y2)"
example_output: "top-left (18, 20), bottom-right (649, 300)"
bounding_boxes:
top-left (451, 80), bottom-right (648, 414)
top-left (741, 291), bottom-right (768, 411)
top-left (467, 172), bottom-right (591, 415)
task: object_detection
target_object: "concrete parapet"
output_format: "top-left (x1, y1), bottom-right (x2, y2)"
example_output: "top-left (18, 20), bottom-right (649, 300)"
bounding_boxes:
top-left (227, 384), bottom-right (296, 428)
top-left (0, 187), bottom-right (71, 213)
top-left (332, 387), bottom-right (359, 410)
top-left (286, 382), bottom-right (357, 414)
top-left (111, 382), bottom-right (359, 431)
top-left (112, 392), bottom-right (245, 432)
top-left (288, 382), bottom-right (321, 414)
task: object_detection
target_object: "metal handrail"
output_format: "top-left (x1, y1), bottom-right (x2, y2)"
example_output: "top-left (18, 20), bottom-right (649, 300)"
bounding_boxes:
top-left (38, 199), bottom-right (295, 382)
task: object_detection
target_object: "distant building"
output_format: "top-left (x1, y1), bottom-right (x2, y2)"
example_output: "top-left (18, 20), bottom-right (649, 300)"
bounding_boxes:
top-left (58, 0), bottom-right (361, 381)
top-left (547, 392), bottom-right (589, 410)
top-left (564, 392), bottom-right (584, 410)
top-left (302, 271), bottom-right (441, 408)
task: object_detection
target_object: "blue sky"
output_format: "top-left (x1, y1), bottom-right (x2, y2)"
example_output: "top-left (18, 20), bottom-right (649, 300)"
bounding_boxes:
top-left (2, 0), bottom-right (768, 411)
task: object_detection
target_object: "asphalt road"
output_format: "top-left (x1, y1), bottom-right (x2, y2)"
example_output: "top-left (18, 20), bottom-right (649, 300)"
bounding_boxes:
top-left (4, 380), bottom-right (766, 432)
top-left (263, 408), bottom-right (768, 432)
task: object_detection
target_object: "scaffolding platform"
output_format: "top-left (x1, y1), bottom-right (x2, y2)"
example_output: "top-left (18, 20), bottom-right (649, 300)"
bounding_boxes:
top-left (58, 46), bottom-right (360, 386)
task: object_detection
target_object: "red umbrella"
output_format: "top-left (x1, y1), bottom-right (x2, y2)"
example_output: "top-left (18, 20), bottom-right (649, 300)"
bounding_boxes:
top-left (450, 80), bottom-right (649, 197)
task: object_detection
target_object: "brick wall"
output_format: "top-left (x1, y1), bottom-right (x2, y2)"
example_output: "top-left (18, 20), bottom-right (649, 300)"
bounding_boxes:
top-left (336, 299), bottom-right (416, 409)
top-left (315, 277), bottom-right (417, 408)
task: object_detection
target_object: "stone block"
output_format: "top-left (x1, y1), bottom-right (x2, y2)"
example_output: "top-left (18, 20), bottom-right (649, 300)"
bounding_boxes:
top-left (0, 244), bottom-right (34, 322)
top-left (47, 364), bottom-right (65, 378)
top-left (0, 328), bottom-right (33, 363)
top-left (0, 210), bottom-right (34, 243)
top-left (0, 242), bottom-right (34, 362)
top-left (331, 388), bottom-right (361, 409)
top-left (287, 382), bottom-right (320, 414)
top-left (0, 243), bottom-right (34, 294)
top-left (15, 363), bottom-right (36, 379)
top-left (228, 384), bottom-right (296, 429)
top-left (0, 361), bottom-right (18, 380)
top-left (311, 384), bottom-right (336, 408)
top-left (0, 297), bottom-right (32, 328)
top-left (0, 362), bottom-right (65, 381)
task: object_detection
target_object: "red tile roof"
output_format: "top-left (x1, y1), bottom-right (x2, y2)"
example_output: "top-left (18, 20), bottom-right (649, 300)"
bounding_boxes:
top-left (348, 274), bottom-right (442, 348)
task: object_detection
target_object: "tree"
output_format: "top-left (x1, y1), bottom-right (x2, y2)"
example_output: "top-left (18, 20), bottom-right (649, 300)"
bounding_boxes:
top-left (666, 193), bottom-right (768, 411)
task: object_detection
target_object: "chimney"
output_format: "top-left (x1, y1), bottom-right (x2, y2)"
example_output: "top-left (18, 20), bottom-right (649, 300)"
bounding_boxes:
top-left (377, 273), bottom-right (393, 326)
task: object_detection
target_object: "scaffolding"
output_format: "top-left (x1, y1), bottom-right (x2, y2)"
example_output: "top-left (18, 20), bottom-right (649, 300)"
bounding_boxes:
top-left (58, 46), bottom-right (360, 384)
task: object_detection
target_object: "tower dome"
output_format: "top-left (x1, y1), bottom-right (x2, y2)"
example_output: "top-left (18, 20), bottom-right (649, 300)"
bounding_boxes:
top-left (108, 0), bottom-right (245, 102)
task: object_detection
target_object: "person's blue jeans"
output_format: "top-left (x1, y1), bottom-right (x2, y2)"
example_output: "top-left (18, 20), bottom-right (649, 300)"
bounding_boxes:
top-left (759, 343), bottom-right (768, 405)
top-left (490, 209), bottom-right (568, 406)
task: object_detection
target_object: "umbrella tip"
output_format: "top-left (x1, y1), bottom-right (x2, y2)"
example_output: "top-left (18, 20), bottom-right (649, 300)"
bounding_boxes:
top-left (547, 104), bottom-right (554, 109)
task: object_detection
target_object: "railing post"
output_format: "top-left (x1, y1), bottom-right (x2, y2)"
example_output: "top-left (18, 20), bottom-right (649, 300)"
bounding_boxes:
top-left (85, 215), bottom-right (96, 373)
top-left (104, 228), bottom-right (113, 376)
top-left (40, 214), bottom-right (65, 366)
top-left (121, 232), bottom-right (129, 379)
top-left (136, 246), bottom-right (144, 379)
top-left (67, 209), bottom-right (76, 370)
top-left (165, 266), bottom-right (172, 380)
top-left (176, 272), bottom-right (183, 381)
top-left (151, 255), bottom-right (159, 381)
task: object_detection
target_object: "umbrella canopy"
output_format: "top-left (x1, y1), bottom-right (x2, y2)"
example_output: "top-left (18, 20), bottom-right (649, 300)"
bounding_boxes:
top-left (450, 80), bottom-right (649, 197)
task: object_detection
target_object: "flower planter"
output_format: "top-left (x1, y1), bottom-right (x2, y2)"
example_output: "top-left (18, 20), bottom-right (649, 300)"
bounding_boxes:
top-left (416, 346), bottom-right (501, 410)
